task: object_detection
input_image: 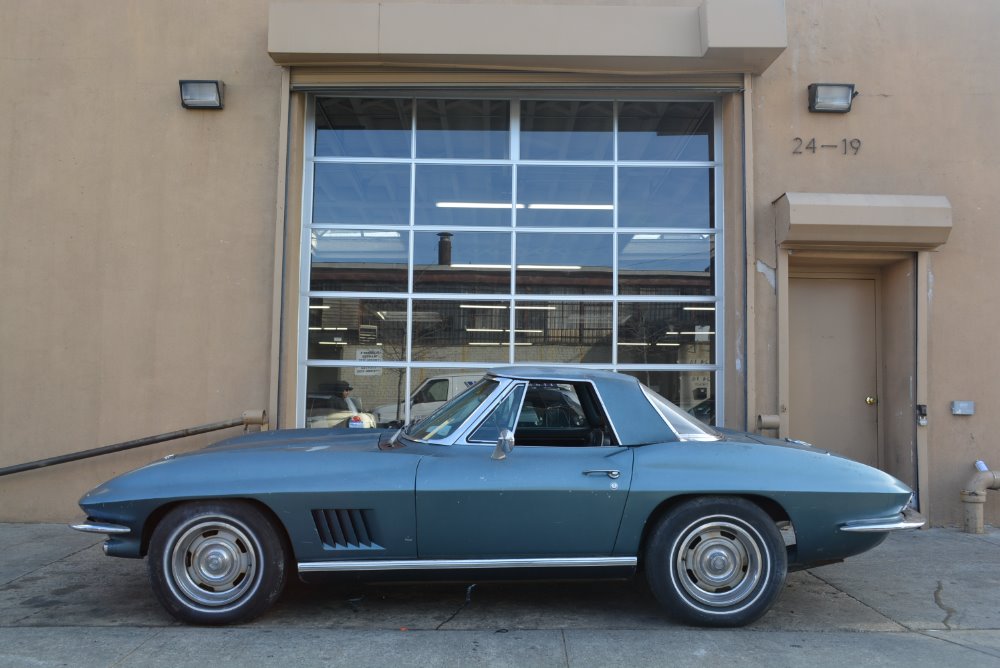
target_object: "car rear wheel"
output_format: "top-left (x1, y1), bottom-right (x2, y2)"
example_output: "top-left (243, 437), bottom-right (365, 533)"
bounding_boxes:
top-left (645, 497), bottom-right (787, 627)
top-left (148, 501), bottom-right (288, 625)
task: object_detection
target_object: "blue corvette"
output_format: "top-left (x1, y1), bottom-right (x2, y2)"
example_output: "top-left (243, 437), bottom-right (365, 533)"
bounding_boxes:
top-left (73, 367), bottom-right (923, 626)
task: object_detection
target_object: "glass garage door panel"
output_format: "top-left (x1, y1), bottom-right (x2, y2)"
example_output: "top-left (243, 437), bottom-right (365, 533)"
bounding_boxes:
top-left (303, 95), bottom-right (721, 427)
top-left (313, 163), bottom-right (411, 226)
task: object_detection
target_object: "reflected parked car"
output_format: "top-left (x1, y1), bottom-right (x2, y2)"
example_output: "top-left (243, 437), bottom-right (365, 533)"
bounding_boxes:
top-left (73, 366), bottom-right (923, 627)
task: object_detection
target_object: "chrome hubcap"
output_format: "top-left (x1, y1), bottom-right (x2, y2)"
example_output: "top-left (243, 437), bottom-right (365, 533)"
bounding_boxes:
top-left (168, 518), bottom-right (259, 608)
top-left (674, 518), bottom-right (764, 608)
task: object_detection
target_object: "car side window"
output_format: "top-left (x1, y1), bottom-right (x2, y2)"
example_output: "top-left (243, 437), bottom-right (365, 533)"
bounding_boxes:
top-left (514, 382), bottom-right (613, 446)
top-left (414, 378), bottom-right (448, 404)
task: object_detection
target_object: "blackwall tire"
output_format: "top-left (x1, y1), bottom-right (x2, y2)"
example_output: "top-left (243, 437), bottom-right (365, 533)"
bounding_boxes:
top-left (645, 497), bottom-right (787, 627)
top-left (147, 501), bottom-right (288, 625)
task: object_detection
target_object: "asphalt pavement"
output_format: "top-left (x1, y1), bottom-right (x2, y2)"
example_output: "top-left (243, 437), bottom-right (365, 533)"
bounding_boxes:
top-left (0, 523), bottom-right (999, 667)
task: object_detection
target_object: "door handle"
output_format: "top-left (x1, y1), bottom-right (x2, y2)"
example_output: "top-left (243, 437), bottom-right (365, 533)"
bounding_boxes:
top-left (866, 396), bottom-right (877, 406)
top-left (583, 469), bottom-right (620, 479)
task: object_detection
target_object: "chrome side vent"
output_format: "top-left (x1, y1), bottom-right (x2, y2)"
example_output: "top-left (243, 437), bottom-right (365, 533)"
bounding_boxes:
top-left (312, 509), bottom-right (380, 549)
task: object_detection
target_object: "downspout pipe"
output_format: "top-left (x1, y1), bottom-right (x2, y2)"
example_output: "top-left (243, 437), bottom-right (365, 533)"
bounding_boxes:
top-left (960, 463), bottom-right (1000, 534)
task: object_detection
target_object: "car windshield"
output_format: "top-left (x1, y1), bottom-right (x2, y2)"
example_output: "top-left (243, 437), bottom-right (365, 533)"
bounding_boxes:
top-left (404, 378), bottom-right (499, 441)
top-left (640, 384), bottom-right (720, 441)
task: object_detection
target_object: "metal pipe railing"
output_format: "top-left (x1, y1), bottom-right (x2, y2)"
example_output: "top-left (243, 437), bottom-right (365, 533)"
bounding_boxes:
top-left (0, 409), bottom-right (267, 478)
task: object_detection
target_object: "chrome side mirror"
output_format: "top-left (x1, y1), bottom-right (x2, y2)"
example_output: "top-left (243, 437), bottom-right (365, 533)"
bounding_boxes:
top-left (492, 429), bottom-right (515, 460)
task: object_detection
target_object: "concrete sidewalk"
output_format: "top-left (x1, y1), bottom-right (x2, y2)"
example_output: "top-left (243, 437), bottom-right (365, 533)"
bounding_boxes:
top-left (0, 523), bottom-right (998, 667)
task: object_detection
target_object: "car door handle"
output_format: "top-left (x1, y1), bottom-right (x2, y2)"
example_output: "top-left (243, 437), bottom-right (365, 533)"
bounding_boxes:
top-left (583, 469), bottom-right (621, 479)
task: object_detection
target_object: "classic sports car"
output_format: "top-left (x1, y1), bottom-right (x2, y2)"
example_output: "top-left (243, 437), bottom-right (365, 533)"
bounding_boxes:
top-left (72, 367), bottom-right (923, 627)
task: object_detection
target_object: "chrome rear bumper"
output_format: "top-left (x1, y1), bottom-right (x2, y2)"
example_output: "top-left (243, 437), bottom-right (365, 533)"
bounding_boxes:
top-left (840, 506), bottom-right (926, 533)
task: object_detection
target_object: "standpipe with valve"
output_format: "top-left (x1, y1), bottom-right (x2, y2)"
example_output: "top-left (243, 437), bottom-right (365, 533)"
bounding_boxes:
top-left (960, 460), bottom-right (1000, 534)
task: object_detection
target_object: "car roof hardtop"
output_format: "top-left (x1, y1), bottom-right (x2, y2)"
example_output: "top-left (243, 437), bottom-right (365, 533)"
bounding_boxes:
top-left (486, 366), bottom-right (638, 386)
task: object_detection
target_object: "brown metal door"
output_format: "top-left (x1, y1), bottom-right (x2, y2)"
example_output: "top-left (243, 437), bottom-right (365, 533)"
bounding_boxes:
top-left (789, 276), bottom-right (879, 466)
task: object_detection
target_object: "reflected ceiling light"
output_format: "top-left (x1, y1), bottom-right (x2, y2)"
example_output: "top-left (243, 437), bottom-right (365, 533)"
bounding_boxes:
top-left (619, 343), bottom-right (651, 347)
top-left (460, 304), bottom-right (508, 310)
top-left (683, 306), bottom-right (716, 311)
top-left (436, 202), bottom-right (524, 209)
top-left (466, 328), bottom-right (543, 334)
top-left (656, 343), bottom-right (681, 347)
top-left (316, 230), bottom-right (401, 239)
top-left (309, 305), bottom-right (330, 310)
top-left (633, 234), bottom-right (662, 240)
top-left (515, 305), bottom-right (557, 311)
top-left (308, 327), bottom-right (322, 331)
top-left (526, 203), bottom-right (614, 211)
top-left (681, 331), bottom-right (715, 335)
top-left (468, 342), bottom-right (533, 346)
top-left (807, 83), bottom-right (857, 113)
top-left (323, 327), bottom-right (348, 331)
top-left (318, 341), bottom-right (347, 346)
top-left (179, 80), bottom-right (224, 109)
top-left (451, 263), bottom-right (512, 269)
top-left (517, 264), bottom-right (582, 271)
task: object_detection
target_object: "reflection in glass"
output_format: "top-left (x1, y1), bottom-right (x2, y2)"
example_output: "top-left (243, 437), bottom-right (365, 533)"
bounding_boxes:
top-left (306, 365), bottom-right (405, 428)
top-left (618, 369), bottom-right (716, 422)
top-left (618, 167), bottom-right (713, 228)
top-left (310, 229), bottom-right (408, 292)
top-left (411, 300), bottom-right (511, 363)
top-left (617, 303), bottom-right (715, 365)
top-left (315, 97), bottom-right (412, 158)
top-left (517, 166), bottom-right (613, 228)
top-left (520, 100), bottom-right (613, 160)
top-left (416, 99), bottom-right (509, 159)
top-left (413, 232), bottom-right (511, 294)
top-left (513, 301), bottom-right (612, 363)
top-left (307, 297), bottom-right (407, 361)
top-left (313, 163), bottom-right (411, 225)
top-left (618, 101), bottom-right (714, 161)
top-left (516, 233), bottom-right (612, 295)
top-left (415, 165), bottom-right (513, 227)
top-left (618, 234), bottom-right (714, 296)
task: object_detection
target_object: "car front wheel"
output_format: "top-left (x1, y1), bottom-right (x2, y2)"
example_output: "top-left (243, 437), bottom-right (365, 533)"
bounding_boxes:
top-left (645, 497), bottom-right (787, 627)
top-left (147, 501), bottom-right (288, 625)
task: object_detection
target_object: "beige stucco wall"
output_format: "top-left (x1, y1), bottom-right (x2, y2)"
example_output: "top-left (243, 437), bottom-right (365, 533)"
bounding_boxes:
top-left (0, 1), bottom-right (283, 520)
top-left (2, 0), bottom-right (999, 527)
top-left (752, 0), bottom-right (1000, 525)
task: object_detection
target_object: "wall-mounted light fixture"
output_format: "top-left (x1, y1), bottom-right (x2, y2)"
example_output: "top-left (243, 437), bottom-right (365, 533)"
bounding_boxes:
top-left (179, 80), bottom-right (224, 109)
top-left (807, 83), bottom-right (857, 113)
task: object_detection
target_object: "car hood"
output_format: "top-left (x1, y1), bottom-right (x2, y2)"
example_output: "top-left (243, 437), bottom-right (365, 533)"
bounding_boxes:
top-left (199, 427), bottom-right (390, 456)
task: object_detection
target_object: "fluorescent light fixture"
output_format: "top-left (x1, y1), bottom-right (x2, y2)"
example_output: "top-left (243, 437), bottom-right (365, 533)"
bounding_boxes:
top-left (526, 203), bottom-right (614, 211)
top-left (807, 83), bottom-right (857, 113)
top-left (515, 305), bottom-right (557, 311)
top-left (436, 202), bottom-right (524, 209)
top-left (308, 327), bottom-right (322, 331)
top-left (323, 327), bottom-right (348, 331)
top-left (451, 263), bottom-right (512, 269)
top-left (633, 234), bottom-right (662, 240)
top-left (309, 305), bottom-right (330, 310)
top-left (681, 331), bottom-right (715, 335)
top-left (656, 343), bottom-right (681, 347)
top-left (460, 304), bottom-right (508, 310)
top-left (683, 306), bottom-right (716, 311)
top-left (517, 265), bottom-right (582, 271)
top-left (179, 80), bottom-right (224, 109)
top-left (619, 343), bottom-right (651, 347)
top-left (318, 341), bottom-right (347, 346)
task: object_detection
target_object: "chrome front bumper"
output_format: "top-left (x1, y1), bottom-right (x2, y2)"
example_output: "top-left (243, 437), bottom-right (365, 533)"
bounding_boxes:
top-left (840, 506), bottom-right (926, 533)
top-left (70, 521), bottom-right (131, 535)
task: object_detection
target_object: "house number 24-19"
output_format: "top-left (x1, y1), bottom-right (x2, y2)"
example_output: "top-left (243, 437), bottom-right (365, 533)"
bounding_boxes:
top-left (792, 138), bottom-right (862, 155)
